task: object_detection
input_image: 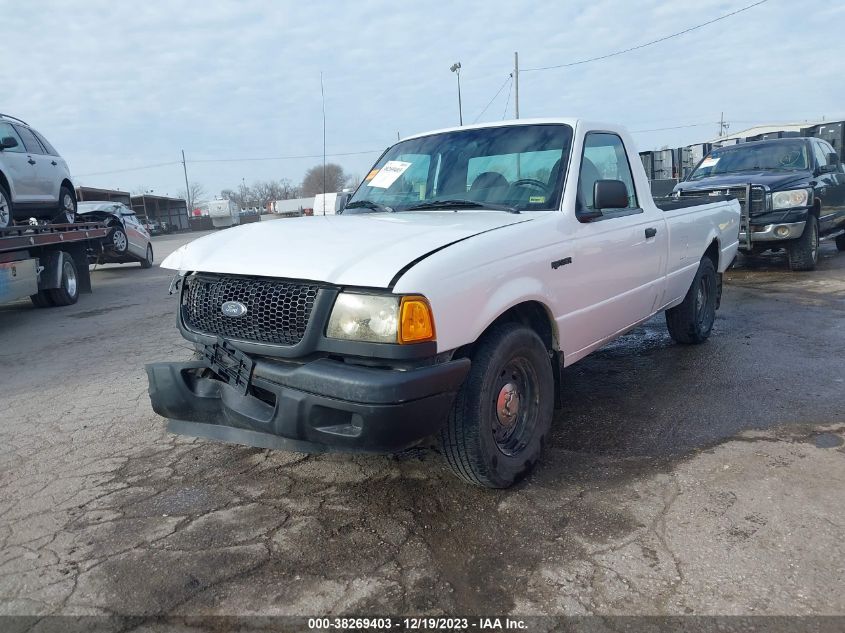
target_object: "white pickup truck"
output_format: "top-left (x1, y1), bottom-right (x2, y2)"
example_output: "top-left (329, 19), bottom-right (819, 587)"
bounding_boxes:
top-left (147, 119), bottom-right (740, 488)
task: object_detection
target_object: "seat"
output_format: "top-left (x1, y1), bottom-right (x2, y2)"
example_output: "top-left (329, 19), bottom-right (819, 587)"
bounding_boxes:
top-left (579, 158), bottom-right (602, 209)
top-left (470, 171), bottom-right (509, 192)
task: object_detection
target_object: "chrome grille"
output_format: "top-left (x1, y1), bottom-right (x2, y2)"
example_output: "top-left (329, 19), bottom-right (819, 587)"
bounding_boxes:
top-left (182, 274), bottom-right (319, 346)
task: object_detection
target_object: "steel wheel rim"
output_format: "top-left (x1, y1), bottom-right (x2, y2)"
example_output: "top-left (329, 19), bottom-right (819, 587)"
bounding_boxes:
top-left (491, 357), bottom-right (539, 456)
top-left (695, 276), bottom-right (713, 331)
top-left (64, 260), bottom-right (77, 296)
top-left (113, 230), bottom-right (127, 251)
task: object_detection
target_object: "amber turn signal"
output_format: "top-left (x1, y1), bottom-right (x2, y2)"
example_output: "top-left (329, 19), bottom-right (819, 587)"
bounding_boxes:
top-left (398, 296), bottom-right (436, 344)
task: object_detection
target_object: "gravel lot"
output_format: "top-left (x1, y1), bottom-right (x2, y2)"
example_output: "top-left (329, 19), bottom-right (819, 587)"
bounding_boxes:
top-left (1, 229), bottom-right (843, 620)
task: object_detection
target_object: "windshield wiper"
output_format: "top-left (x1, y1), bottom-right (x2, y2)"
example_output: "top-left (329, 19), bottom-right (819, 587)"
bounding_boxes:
top-left (403, 199), bottom-right (520, 214)
top-left (343, 200), bottom-right (394, 213)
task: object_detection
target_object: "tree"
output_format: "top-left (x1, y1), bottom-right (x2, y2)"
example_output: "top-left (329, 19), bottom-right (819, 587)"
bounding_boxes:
top-left (300, 163), bottom-right (347, 197)
top-left (179, 182), bottom-right (207, 208)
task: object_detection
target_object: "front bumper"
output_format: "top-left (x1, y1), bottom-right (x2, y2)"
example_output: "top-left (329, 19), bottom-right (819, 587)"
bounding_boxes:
top-left (146, 355), bottom-right (470, 453)
top-left (741, 220), bottom-right (806, 243)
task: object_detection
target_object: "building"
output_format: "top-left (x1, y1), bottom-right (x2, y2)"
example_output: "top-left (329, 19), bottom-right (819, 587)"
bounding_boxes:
top-left (130, 194), bottom-right (189, 231)
top-left (75, 187), bottom-right (131, 206)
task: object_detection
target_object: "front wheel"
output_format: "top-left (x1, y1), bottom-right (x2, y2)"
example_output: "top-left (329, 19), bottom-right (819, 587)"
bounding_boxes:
top-left (787, 215), bottom-right (818, 271)
top-left (108, 225), bottom-right (129, 255)
top-left (54, 186), bottom-right (77, 224)
top-left (439, 323), bottom-right (554, 488)
top-left (140, 243), bottom-right (154, 269)
top-left (48, 252), bottom-right (79, 306)
top-left (835, 233), bottom-right (845, 252)
top-left (665, 257), bottom-right (718, 344)
top-left (0, 185), bottom-right (12, 229)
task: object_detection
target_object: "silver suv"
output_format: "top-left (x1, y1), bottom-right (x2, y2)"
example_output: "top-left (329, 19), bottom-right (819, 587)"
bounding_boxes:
top-left (0, 113), bottom-right (76, 229)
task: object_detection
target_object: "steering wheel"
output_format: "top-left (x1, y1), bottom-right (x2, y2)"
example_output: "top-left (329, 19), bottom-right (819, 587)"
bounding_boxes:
top-left (510, 178), bottom-right (550, 193)
top-left (778, 151), bottom-right (802, 168)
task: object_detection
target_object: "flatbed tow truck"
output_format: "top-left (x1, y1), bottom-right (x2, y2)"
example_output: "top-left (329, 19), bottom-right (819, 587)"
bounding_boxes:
top-left (0, 222), bottom-right (109, 307)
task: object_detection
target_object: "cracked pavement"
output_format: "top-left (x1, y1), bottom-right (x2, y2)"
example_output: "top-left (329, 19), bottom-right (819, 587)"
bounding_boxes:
top-left (0, 231), bottom-right (843, 618)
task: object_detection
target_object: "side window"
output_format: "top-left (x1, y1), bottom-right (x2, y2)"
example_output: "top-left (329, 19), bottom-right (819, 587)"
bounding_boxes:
top-left (13, 125), bottom-right (47, 154)
top-left (0, 122), bottom-right (25, 153)
top-left (811, 141), bottom-right (829, 169)
top-left (579, 133), bottom-right (638, 212)
top-left (32, 129), bottom-right (59, 156)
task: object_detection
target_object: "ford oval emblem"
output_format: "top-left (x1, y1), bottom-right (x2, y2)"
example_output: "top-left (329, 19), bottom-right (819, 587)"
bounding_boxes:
top-left (221, 301), bottom-right (248, 318)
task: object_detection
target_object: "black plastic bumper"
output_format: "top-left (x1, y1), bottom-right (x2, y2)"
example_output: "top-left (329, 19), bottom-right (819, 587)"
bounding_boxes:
top-left (145, 355), bottom-right (470, 453)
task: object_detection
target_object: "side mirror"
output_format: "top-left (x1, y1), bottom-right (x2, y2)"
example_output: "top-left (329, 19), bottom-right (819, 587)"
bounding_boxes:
top-left (0, 136), bottom-right (19, 150)
top-left (593, 179), bottom-right (629, 210)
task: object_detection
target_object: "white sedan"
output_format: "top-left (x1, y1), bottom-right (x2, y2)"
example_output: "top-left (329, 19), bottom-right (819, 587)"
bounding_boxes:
top-left (77, 201), bottom-right (154, 268)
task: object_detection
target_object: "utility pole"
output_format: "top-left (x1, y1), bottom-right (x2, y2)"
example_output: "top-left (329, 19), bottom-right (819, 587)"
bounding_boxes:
top-left (514, 51), bottom-right (519, 119)
top-left (181, 149), bottom-right (191, 211)
top-left (450, 62), bottom-right (463, 126)
top-left (718, 112), bottom-right (730, 138)
top-left (320, 71), bottom-right (327, 215)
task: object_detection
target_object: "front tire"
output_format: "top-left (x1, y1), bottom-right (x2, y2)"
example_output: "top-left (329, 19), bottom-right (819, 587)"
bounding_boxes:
top-left (665, 257), bottom-right (717, 344)
top-left (140, 243), bottom-right (154, 269)
top-left (0, 185), bottom-right (12, 229)
top-left (787, 215), bottom-right (819, 271)
top-left (108, 225), bottom-right (129, 255)
top-left (440, 323), bottom-right (554, 488)
top-left (30, 290), bottom-right (54, 308)
top-left (48, 253), bottom-right (79, 306)
top-left (54, 186), bottom-right (77, 224)
top-left (835, 233), bottom-right (845, 252)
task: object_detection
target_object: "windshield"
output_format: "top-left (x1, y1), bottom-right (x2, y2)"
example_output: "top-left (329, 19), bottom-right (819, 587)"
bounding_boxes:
top-left (347, 124), bottom-right (573, 213)
top-left (77, 202), bottom-right (120, 213)
top-left (688, 140), bottom-right (809, 180)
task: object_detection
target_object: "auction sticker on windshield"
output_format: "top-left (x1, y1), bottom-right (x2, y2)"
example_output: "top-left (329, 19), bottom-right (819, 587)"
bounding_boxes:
top-left (699, 156), bottom-right (720, 168)
top-left (368, 160), bottom-right (412, 188)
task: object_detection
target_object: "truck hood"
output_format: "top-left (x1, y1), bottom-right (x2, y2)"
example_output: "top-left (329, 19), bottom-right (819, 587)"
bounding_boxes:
top-left (162, 211), bottom-right (533, 288)
top-left (676, 170), bottom-right (811, 192)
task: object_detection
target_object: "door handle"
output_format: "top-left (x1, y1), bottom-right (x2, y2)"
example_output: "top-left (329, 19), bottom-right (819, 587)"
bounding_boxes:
top-left (51, 160), bottom-right (58, 166)
top-left (27, 158), bottom-right (36, 165)
top-left (645, 227), bottom-right (657, 238)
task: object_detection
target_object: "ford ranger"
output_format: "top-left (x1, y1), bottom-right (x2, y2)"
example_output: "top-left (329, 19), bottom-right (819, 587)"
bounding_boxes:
top-left (146, 119), bottom-right (740, 488)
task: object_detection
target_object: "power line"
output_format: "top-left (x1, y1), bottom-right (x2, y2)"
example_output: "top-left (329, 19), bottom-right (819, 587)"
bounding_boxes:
top-left (472, 76), bottom-right (512, 124)
top-left (502, 76), bottom-right (514, 119)
top-left (630, 122), bottom-right (718, 133)
top-left (188, 149), bottom-right (383, 163)
top-left (522, 0), bottom-right (769, 72)
top-left (76, 161), bottom-right (181, 177)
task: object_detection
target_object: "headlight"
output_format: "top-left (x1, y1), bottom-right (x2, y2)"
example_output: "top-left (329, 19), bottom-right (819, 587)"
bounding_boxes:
top-left (772, 189), bottom-right (809, 210)
top-left (326, 293), bottom-right (435, 344)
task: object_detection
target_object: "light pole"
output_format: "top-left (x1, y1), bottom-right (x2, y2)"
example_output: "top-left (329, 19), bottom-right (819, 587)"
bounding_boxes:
top-left (450, 62), bottom-right (462, 126)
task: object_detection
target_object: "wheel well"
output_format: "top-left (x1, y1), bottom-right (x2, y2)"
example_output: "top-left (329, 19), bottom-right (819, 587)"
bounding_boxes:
top-left (61, 179), bottom-right (75, 198)
top-left (454, 301), bottom-right (563, 409)
top-left (0, 170), bottom-right (10, 196)
top-left (704, 238), bottom-right (719, 270)
top-left (811, 199), bottom-right (821, 217)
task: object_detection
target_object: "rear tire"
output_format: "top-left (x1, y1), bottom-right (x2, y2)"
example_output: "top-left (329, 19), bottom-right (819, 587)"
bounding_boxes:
top-left (54, 186), bottom-right (77, 224)
top-left (439, 323), bottom-right (554, 488)
top-left (140, 243), bottom-right (154, 269)
top-left (0, 185), bottom-right (12, 229)
top-left (835, 233), bottom-right (845, 252)
top-left (30, 290), bottom-right (54, 308)
top-left (665, 257), bottom-right (717, 345)
top-left (787, 215), bottom-right (819, 271)
top-left (48, 253), bottom-right (79, 306)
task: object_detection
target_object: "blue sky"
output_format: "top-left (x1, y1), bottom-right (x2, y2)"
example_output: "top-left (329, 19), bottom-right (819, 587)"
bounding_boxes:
top-left (2, 0), bottom-right (844, 199)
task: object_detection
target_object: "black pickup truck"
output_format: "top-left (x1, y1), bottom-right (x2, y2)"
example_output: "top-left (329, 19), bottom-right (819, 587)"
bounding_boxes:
top-left (673, 137), bottom-right (845, 271)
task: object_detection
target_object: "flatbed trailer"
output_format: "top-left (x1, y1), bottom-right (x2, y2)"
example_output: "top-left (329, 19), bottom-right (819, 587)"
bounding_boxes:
top-left (0, 222), bottom-right (109, 307)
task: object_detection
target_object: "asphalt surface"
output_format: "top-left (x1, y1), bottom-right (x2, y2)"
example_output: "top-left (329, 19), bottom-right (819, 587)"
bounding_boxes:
top-left (1, 229), bottom-right (843, 621)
